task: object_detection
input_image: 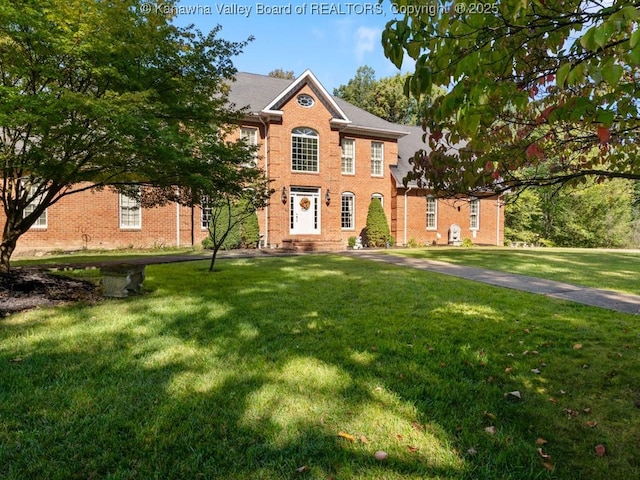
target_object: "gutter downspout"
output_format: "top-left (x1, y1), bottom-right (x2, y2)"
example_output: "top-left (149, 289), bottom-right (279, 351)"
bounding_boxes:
top-left (259, 115), bottom-right (269, 248)
top-left (404, 186), bottom-right (413, 246)
top-left (496, 195), bottom-right (502, 246)
top-left (175, 188), bottom-right (180, 247)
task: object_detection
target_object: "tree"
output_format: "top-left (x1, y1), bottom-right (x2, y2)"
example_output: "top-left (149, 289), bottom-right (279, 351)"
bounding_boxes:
top-left (505, 179), bottom-right (636, 247)
top-left (382, 0), bottom-right (640, 196)
top-left (364, 199), bottom-right (392, 247)
top-left (334, 66), bottom-right (440, 125)
top-left (204, 198), bottom-right (260, 251)
top-left (0, 0), bottom-right (257, 272)
top-left (268, 68), bottom-right (295, 80)
top-left (205, 187), bottom-right (270, 272)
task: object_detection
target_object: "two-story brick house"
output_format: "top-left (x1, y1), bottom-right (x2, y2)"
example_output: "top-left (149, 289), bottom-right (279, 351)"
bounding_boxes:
top-left (10, 69), bottom-right (503, 254)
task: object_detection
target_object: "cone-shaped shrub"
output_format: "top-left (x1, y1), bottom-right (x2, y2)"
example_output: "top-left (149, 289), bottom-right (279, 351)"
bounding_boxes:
top-left (365, 199), bottom-right (391, 247)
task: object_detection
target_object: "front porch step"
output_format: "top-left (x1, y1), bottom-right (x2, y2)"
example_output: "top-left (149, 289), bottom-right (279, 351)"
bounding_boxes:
top-left (281, 239), bottom-right (344, 252)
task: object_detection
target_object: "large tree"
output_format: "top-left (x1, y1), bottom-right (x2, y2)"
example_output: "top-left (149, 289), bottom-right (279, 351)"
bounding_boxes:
top-left (0, 0), bottom-right (261, 272)
top-left (333, 66), bottom-right (439, 125)
top-left (382, 0), bottom-right (640, 196)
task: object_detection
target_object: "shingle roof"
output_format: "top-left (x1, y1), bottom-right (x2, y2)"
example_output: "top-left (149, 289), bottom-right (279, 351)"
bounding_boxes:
top-left (228, 71), bottom-right (428, 186)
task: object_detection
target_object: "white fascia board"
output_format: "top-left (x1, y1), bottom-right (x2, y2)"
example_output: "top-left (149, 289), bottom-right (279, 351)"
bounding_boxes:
top-left (263, 69), bottom-right (350, 123)
top-left (341, 125), bottom-right (410, 139)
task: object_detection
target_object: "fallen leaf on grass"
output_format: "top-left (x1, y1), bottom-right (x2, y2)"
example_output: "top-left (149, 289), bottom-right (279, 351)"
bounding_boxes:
top-left (563, 408), bottom-right (579, 418)
top-left (586, 421), bottom-right (598, 428)
top-left (359, 435), bottom-right (369, 444)
top-left (467, 447), bottom-right (477, 456)
top-left (504, 367), bottom-right (513, 374)
top-left (485, 426), bottom-right (496, 435)
top-left (407, 445), bottom-right (418, 453)
top-left (484, 411), bottom-right (496, 420)
top-left (295, 465), bottom-right (308, 473)
top-left (536, 438), bottom-right (548, 445)
top-left (549, 397), bottom-right (558, 404)
top-left (595, 444), bottom-right (606, 457)
top-left (531, 368), bottom-right (541, 374)
top-left (337, 432), bottom-right (356, 442)
top-left (505, 390), bottom-right (522, 400)
top-left (411, 421), bottom-right (424, 432)
top-left (573, 343), bottom-right (583, 350)
top-left (583, 408), bottom-right (591, 414)
top-left (542, 462), bottom-right (555, 471)
top-left (537, 448), bottom-right (551, 459)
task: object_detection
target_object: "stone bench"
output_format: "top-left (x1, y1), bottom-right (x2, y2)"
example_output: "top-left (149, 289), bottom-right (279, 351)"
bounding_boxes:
top-left (100, 264), bottom-right (146, 298)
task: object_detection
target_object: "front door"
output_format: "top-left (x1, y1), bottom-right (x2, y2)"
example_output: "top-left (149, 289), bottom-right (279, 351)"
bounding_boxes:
top-left (290, 188), bottom-right (320, 235)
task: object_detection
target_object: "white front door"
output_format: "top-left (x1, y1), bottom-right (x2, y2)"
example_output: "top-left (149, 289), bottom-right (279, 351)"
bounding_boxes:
top-left (290, 189), bottom-right (320, 235)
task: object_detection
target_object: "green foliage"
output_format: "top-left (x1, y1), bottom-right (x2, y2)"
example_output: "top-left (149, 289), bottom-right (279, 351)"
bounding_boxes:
top-left (206, 196), bottom-right (264, 271)
top-left (347, 236), bottom-right (357, 248)
top-left (0, 0), bottom-right (262, 272)
top-left (382, 0), bottom-right (640, 195)
top-left (364, 199), bottom-right (392, 247)
top-left (268, 68), bottom-right (295, 79)
top-left (505, 179), bottom-right (637, 248)
top-left (407, 238), bottom-right (420, 248)
top-left (461, 238), bottom-right (474, 248)
top-left (333, 66), bottom-right (440, 125)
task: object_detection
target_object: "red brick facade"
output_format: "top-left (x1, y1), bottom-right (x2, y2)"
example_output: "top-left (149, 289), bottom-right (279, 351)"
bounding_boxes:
top-left (8, 70), bottom-right (503, 255)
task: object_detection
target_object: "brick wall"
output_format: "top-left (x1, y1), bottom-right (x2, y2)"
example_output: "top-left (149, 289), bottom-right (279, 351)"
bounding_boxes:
top-left (6, 184), bottom-right (210, 255)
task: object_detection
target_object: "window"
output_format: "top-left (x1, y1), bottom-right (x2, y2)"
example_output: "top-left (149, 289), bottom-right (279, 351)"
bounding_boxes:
top-left (341, 138), bottom-right (355, 174)
top-left (291, 127), bottom-right (319, 172)
top-left (341, 193), bottom-right (355, 230)
top-left (297, 94), bottom-right (315, 108)
top-left (470, 199), bottom-right (480, 230)
top-left (201, 196), bottom-right (212, 229)
top-left (23, 183), bottom-right (47, 229)
top-left (241, 127), bottom-right (258, 167)
top-left (119, 190), bottom-right (141, 229)
top-left (426, 197), bottom-right (437, 230)
top-left (371, 193), bottom-right (383, 207)
top-left (371, 142), bottom-right (383, 176)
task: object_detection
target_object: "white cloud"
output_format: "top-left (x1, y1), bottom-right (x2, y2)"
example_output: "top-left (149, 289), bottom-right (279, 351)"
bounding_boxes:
top-left (354, 26), bottom-right (381, 62)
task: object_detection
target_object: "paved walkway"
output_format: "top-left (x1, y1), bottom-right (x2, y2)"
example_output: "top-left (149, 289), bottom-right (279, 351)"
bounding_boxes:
top-left (22, 249), bottom-right (640, 315)
top-left (342, 251), bottom-right (640, 316)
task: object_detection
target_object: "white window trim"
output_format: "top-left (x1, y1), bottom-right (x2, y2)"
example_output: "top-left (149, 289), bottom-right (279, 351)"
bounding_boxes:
top-left (341, 138), bottom-right (355, 175)
top-left (426, 197), bottom-right (438, 230)
top-left (371, 141), bottom-right (384, 177)
top-left (291, 127), bottom-right (320, 173)
top-left (470, 199), bottom-right (480, 230)
top-left (201, 196), bottom-right (212, 230)
top-left (371, 193), bottom-right (384, 207)
top-left (22, 182), bottom-right (48, 229)
top-left (341, 192), bottom-right (355, 230)
top-left (241, 127), bottom-right (259, 167)
top-left (119, 190), bottom-right (142, 229)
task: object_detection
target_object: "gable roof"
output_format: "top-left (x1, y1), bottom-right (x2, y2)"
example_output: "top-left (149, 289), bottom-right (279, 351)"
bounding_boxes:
top-left (391, 125), bottom-right (430, 188)
top-left (228, 71), bottom-right (408, 139)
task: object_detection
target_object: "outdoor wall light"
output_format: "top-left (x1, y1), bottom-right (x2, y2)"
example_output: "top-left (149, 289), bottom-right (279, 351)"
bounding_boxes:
top-left (281, 186), bottom-right (288, 204)
top-left (325, 189), bottom-right (331, 206)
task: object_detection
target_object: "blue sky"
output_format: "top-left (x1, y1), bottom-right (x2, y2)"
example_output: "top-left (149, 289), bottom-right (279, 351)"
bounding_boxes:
top-left (171, 0), bottom-right (409, 92)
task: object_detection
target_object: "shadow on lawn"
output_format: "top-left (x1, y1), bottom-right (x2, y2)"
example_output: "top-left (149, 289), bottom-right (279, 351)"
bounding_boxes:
top-left (1, 255), bottom-right (638, 479)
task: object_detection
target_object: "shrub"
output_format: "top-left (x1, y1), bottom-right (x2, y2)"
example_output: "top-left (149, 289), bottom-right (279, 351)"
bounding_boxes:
top-left (407, 238), bottom-right (419, 248)
top-left (461, 238), bottom-right (474, 247)
top-left (364, 199), bottom-right (392, 247)
top-left (348, 236), bottom-right (357, 248)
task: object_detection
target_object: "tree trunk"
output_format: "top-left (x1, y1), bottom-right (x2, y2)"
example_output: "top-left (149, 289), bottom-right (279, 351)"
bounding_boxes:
top-left (209, 245), bottom-right (221, 272)
top-left (0, 235), bottom-right (18, 274)
top-left (1, 213), bottom-right (24, 273)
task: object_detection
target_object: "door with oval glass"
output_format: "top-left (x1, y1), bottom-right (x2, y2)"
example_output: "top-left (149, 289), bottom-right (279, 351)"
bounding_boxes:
top-left (290, 187), bottom-right (320, 235)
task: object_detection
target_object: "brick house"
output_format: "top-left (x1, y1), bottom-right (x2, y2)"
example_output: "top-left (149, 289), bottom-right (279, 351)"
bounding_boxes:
top-left (10, 70), bottom-right (503, 255)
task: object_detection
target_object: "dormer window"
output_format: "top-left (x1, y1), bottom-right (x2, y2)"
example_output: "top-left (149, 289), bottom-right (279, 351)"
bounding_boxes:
top-left (296, 94), bottom-right (315, 108)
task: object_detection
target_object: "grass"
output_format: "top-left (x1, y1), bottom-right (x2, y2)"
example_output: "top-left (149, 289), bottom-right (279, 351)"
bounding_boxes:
top-left (1, 255), bottom-right (639, 479)
top-left (387, 247), bottom-right (640, 296)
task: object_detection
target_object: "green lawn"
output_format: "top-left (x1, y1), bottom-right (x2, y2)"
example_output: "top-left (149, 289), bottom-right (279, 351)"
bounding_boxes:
top-left (1, 255), bottom-right (639, 479)
top-left (388, 247), bottom-right (640, 296)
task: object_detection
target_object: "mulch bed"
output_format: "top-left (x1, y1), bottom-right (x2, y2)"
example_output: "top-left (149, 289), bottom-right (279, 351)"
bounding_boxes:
top-left (0, 269), bottom-right (100, 316)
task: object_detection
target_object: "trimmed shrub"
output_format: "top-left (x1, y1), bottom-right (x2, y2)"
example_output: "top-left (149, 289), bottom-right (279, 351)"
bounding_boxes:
top-left (364, 199), bottom-right (392, 247)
